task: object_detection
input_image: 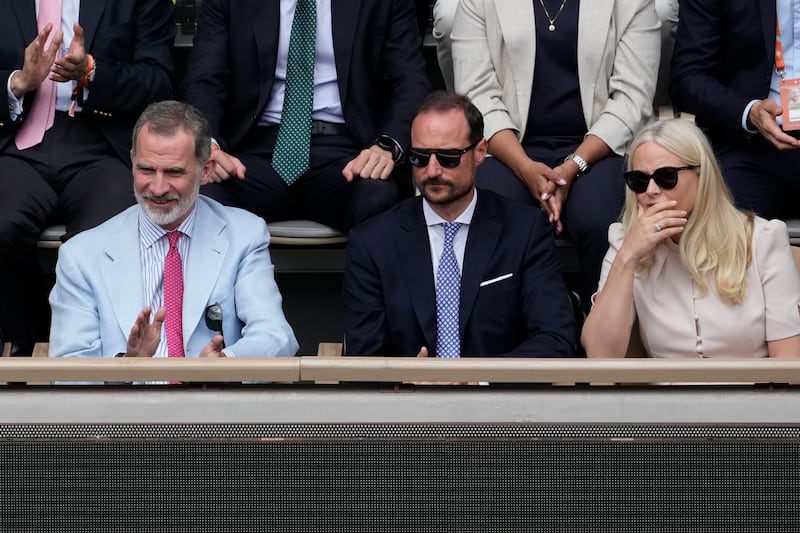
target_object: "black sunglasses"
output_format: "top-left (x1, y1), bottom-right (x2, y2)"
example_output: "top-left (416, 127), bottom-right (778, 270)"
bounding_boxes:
top-left (407, 141), bottom-right (479, 169)
top-left (623, 165), bottom-right (699, 194)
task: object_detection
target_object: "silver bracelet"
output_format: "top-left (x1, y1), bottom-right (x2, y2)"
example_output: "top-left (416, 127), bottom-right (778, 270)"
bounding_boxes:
top-left (564, 153), bottom-right (589, 177)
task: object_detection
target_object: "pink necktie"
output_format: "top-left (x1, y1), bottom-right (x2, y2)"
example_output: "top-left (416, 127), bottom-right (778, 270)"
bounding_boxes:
top-left (164, 231), bottom-right (185, 358)
top-left (15, 0), bottom-right (62, 150)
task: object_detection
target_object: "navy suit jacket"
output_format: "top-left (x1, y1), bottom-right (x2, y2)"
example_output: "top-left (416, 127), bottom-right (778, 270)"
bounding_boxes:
top-left (182, 0), bottom-right (431, 151)
top-left (0, 0), bottom-right (175, 161)
top-left (343, 190), bottom-right (577, 357)
top-left (670, 0), bottom-right (775, 147)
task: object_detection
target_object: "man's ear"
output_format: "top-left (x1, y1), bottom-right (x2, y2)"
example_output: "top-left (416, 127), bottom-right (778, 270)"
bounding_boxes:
top-left (474, 138), bottom-right (489, 166)
top-left (201, 157), bottom-right (215, 182)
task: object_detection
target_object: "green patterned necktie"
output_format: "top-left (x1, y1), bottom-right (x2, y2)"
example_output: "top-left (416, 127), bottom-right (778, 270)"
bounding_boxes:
top-left (272, 0), bottom-right (317, 185)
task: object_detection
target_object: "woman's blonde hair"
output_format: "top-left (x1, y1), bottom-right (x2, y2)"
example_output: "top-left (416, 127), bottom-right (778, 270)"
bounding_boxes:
top-left (621, 119), bottom-right (753, 305)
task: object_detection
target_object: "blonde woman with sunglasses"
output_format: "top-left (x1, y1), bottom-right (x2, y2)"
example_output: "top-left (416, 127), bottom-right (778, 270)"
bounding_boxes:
top-left (582, 119), bottom-right (800, 358)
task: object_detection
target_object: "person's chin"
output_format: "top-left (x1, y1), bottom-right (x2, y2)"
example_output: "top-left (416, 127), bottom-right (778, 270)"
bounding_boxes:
top-left (424, 193), bottom-right (454, 205)
top-left (421, 184), bottom-right (453, 203)
top-left (143, 205), bottom-right (181, 227)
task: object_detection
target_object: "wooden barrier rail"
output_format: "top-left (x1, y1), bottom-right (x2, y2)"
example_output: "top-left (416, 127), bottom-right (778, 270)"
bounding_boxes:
top-left (1, 357), bottom-right (799, 384)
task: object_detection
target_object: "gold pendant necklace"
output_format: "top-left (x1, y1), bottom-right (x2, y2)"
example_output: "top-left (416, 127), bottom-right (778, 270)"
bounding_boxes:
top-left (537, 0), bottom-right (568, 31)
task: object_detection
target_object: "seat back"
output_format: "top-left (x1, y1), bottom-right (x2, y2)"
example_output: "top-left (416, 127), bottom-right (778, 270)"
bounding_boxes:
top-left (786, 219), bottom-right (800, 246)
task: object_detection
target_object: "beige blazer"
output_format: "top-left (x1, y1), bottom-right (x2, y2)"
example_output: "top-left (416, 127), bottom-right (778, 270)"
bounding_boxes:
top-left (452, 0), bottom-right (660, 155)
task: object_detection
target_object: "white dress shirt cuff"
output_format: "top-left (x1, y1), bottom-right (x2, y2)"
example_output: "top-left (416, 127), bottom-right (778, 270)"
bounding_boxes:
top-left (742, 99), bottom-right (760, 133)
top-left (7, 71), bottom-right (24, 120)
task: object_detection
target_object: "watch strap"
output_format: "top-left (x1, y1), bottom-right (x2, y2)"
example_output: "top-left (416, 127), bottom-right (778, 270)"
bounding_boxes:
top-left (564, 153), bottom-right (589, 176)
top-left (373, 135), bottom-right (404, 162)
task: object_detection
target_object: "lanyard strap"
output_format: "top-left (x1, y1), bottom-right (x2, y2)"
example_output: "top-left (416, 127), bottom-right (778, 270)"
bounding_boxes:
top-left (68, 54), bottom-right (95, 117)
top-left (777, 17), bottom-right (786, 79)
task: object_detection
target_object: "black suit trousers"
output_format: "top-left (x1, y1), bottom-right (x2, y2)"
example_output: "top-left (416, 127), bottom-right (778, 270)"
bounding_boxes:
top-left (0, 113), bottom-right (134, 258)
top-left (201, 126), bottom-right (405, 232)
top-left (0, 113), bottom-right (134, 342)
top-left (476, 144), bottom-right (625, 314)
top-left (715, 137), bottom-right (800, 220)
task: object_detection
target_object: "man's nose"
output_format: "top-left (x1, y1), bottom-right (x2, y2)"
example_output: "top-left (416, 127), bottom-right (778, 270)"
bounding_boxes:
top-left (148, 173), bottom-right (170, 195)
top-left (425, 154), bottom-right (444, 174)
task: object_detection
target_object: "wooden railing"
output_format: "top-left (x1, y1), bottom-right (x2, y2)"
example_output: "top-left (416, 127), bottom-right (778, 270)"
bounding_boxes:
top-left (1, 357), bottom-right (799, 384)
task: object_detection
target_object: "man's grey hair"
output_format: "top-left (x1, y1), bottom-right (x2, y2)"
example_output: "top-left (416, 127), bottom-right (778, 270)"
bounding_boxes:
top-left (131, 100), bottom-right (211, 163)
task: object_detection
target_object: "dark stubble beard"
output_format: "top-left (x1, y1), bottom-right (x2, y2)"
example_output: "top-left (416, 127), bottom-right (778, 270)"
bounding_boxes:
top-left (417, 176), bottom-right (474, 206)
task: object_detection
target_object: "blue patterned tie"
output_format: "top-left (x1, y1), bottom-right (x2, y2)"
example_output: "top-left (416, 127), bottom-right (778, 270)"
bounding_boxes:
top-left (436, 222), bottom-right (462, 358)
top-left (272, 0), bottom-right (316, 185)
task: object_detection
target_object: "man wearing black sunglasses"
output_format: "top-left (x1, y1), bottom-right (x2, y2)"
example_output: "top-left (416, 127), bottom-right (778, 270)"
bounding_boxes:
top-left (343, 92), bottom-right (576, 358)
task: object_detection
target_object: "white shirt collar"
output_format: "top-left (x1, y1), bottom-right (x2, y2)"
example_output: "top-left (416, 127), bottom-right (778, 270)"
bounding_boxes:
top-left (422, 189), bottom-right (478, 228)
top-left (138, 204), bottom-right (197, 249)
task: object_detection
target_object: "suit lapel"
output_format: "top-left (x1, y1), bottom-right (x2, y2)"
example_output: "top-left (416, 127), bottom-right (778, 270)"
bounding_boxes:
top-left (577, 1), bottom-right (613, 125)
top-left (760, 0), bottom-right (777, 70)
top-left (102, 210), bottom-right (145, 341)
top-left (396, 200), bottom-right (437, 349)
top-left (459, 193), bottom-right (501, 340)
top-left (182, 200), bottom-right (228, 345)
top-left (496, 1), bottom-right (535, 129)
top-left (250, 0), bottom-right (280, 110)
top-left (331, 0), bottom-right (360, 106)
top-left (79, 0), bottom-right (108, 52)
top-left (10, 0), bottom-right (37, 45)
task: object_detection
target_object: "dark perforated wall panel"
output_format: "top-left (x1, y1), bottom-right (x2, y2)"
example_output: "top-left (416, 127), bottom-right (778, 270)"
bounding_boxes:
top-left (1, 424), bottom-right (798, 531)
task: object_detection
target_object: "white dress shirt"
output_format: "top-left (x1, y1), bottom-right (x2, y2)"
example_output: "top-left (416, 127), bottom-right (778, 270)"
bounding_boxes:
top-left (260, 0), bottom-right (345, 125)
top-left (422, 190), bottom-right (478, 285)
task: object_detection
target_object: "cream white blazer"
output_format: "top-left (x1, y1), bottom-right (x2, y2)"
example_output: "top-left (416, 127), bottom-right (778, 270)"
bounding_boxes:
top-left (452, 0), bottom-right (660, 155)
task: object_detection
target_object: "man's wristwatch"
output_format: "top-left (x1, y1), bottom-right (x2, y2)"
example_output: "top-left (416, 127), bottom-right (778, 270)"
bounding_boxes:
top-left (373, 134), bottom-right (404, 163)
top-left (564, 153), bottom-right (589, 177)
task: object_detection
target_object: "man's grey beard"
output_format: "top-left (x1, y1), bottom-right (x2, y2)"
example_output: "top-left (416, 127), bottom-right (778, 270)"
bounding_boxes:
top-left (134, 179), bottom-right (200, 227)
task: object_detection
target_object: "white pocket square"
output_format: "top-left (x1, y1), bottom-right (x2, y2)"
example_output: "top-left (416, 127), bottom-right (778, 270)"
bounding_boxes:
top-left (479, 273), bottom-right (513, 287)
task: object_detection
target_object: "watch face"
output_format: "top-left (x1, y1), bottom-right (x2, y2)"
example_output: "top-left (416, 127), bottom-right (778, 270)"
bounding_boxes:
top-left (376, 136), bottom-right (399, 160)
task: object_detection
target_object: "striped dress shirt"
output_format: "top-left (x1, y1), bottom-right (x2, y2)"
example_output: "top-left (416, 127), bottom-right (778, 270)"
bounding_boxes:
top-left (138, 208), bottom-right (196, 358)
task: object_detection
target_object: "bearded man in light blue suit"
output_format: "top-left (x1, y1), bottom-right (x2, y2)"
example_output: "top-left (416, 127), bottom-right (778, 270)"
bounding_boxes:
top-left (49, 101), bottom-right (298, 359)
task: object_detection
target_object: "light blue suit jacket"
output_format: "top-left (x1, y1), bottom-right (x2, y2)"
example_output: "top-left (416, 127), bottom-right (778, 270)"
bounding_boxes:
top-left (49, 196), bottom-right (298, 358)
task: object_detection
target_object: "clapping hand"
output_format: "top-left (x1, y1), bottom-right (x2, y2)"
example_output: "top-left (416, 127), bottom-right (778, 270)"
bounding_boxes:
top-left (125, 306), bottom-right (165, 358)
